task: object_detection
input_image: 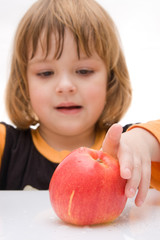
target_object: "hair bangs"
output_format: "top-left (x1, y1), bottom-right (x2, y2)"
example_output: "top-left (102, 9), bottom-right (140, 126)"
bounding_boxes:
top-left (26, 0), bottom-right (107, 61)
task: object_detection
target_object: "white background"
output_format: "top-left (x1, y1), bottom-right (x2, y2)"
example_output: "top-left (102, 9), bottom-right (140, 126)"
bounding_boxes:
top-left (0, 0), bottom-right (160, 126)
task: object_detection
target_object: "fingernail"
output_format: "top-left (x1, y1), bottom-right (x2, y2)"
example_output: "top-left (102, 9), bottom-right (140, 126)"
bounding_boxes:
top-left (136, 200), bottom-right (144, 207)
top-left (124, 168), bottom-right (131, 179)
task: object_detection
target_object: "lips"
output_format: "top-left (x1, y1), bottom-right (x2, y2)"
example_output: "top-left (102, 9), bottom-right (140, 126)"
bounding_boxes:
top-left (55, 103), bottom-right (82, 114)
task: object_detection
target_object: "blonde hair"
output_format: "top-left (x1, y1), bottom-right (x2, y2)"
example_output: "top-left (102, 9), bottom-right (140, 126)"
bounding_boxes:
top-left (6, 0), bottom-right (132, 130)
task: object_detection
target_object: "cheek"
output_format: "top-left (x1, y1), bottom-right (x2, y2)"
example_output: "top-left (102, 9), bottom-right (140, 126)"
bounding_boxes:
top-left (85, 84), bottom-right (107, 116)
top-left (87, 82), bottom-right (107, 105)
top-left (29, 84), bottom-right (47, 113)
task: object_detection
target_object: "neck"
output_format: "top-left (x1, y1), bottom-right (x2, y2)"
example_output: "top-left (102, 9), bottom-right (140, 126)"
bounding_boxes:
top-left (38, 127), bottom-right (96, 152)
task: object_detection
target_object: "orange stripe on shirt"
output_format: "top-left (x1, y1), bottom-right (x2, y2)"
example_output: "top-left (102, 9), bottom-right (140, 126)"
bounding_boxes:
top-left (31, 127), bottom-right (106, 164)
top-left (150, 162), bottom-right (160, 190)
top-left (0, 124), bottom-right (6, 168)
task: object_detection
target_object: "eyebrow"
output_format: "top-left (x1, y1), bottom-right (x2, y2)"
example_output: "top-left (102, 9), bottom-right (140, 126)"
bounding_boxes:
top-left (79, 52), bottom-right (103, 62)
top-left (28, 57), bottom-right (51, 65)
top-left (28, 54), bottom-right (102, 65)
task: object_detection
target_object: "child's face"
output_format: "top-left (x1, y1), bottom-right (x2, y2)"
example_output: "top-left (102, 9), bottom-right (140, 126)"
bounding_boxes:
top-left (27, 29), bottom-right (107, 137)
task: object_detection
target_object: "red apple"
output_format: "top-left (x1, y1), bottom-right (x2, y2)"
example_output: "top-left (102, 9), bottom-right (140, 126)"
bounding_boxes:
top-left (49, 147), bottom-right (127, 226)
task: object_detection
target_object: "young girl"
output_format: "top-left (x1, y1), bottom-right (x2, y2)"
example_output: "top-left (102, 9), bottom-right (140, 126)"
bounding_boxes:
top-left (0, 0), bottom-right (160, 207)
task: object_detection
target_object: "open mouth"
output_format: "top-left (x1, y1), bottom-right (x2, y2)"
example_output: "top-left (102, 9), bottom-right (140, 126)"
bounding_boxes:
top-left (56, 106), bottom-right (82, 110)
top-left (55, 105), bottom-right (82, 114)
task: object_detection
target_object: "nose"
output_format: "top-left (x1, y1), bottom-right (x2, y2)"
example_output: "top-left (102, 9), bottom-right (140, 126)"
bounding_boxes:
top-left (56, 74), bottom-right (77, 94)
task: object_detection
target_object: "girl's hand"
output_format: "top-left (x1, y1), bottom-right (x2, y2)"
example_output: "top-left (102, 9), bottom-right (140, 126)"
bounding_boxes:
top-left (102, 123), bottom-right (160, 207)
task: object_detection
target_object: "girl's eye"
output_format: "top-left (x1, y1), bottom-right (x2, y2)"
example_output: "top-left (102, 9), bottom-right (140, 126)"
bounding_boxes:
top-left (76, 69), bottom-right (94, 75)
top-left (37, 71), bottom-right (54, 77)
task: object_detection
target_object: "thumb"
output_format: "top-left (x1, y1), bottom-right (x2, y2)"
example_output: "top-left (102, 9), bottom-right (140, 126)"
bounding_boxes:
top-left (102, 123), bottom-right (123, 158)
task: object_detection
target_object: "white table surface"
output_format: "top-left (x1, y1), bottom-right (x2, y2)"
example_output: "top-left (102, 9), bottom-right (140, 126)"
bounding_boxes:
top-left (0, 189), bottom-right (160, 240)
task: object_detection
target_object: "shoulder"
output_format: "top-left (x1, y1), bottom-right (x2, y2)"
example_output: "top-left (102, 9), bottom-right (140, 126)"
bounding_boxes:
top-left (0, 122), bottom-right (32, 164)
top-left (0, 122), bottom-right (31, 147)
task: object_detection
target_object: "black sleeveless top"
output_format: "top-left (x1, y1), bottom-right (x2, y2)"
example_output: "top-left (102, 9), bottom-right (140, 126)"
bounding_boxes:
top-left (0, 123), bottom-right (58, 190)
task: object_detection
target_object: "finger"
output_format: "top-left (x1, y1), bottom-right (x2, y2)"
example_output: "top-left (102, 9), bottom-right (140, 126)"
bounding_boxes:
top-left (118, 148), bottom-right (133, 179)
top-left (125, 156), bottom-right (142, 199)
top-left (102, 123), bottom-right (123, 158)
top-left (134, 159), bottom-right (151, 207)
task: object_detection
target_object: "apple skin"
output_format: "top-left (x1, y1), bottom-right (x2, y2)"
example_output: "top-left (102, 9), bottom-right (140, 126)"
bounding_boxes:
top-left (49, 147), bottom-right (127, 226)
